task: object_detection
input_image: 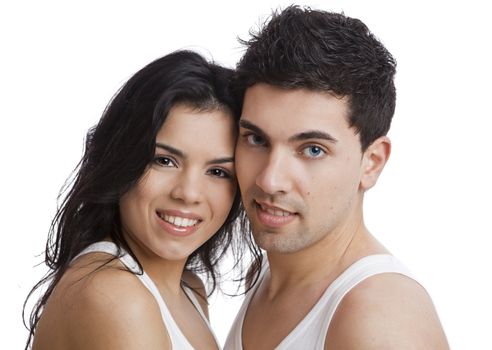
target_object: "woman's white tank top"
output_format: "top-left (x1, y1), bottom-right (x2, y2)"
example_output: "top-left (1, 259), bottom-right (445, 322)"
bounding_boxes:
top-left (72, 241), bottom-right (220, 350)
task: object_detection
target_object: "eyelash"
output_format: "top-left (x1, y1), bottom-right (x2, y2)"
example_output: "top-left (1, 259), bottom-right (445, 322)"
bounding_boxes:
top-left (154, 155), bottom-right (177, 167)
top-left (206, 168), bottom-right (232, 179)
top-left (153, 156), bottom-right (232, 179)
top-left (243, 133), bottom-right (268, 147)
top-left (242, 132), bottom-right (328, 159)
top-left (300, 145), bottom-right (328, 158)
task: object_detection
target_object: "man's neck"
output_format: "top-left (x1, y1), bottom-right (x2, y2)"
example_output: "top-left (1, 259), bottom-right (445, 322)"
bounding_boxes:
top-left (264, 221), bottom-right (388, 297)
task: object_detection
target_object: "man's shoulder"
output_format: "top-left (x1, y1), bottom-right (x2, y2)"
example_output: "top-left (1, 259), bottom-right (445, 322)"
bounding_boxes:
top-left (324, 273), bottom-right (449, 350)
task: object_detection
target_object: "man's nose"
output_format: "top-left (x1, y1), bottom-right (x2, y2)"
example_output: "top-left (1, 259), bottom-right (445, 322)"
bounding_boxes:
top-left (255, 149), bottom-right (293, 195)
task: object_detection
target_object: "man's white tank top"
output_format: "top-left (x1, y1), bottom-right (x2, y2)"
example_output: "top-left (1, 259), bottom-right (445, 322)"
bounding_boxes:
top-left (224, 254), bottom-right (415, 350)
top-left (72, 241), bottom-right (220, 350)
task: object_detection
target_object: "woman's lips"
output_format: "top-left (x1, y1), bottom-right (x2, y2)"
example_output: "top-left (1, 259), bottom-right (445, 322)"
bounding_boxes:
top-left (155, 210), bottom-right (202, 237)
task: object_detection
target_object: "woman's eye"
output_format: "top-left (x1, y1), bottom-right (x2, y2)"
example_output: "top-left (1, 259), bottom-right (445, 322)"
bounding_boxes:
top-left (154, 156), bottom-right (176, 167)
top-left (207, 168), bottom-right (231, 179)
top-left (246, 133), bottom-right (266, 146)
top-left (302, 146), bottom-right (326, 158)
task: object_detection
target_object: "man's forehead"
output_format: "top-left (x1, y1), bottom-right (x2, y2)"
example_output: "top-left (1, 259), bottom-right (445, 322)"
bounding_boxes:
top-left (241, 84), bottom-right (352, 138)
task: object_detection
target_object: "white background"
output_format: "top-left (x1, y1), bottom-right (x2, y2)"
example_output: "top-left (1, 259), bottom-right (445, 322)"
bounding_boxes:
top-left (1, 0), bottom-right (491, 349)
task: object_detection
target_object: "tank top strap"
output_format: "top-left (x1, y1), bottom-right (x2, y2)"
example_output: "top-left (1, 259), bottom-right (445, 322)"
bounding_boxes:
top-left (317, 254), bottom-right (415, 330)
top-left (278, 254), bottom-right (416, 349)
top-left (71, 241), bottom-right (142, 273)
top-left (183, 286), bottom-right (221, 347)
top-left (71, 241), bottom-right (203, 350)
top-left (224, 256), bottom-right (270, 350)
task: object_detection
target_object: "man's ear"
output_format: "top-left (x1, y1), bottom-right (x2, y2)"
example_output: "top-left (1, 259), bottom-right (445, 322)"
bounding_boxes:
top-left (360, 136), bottom-right (391, 191)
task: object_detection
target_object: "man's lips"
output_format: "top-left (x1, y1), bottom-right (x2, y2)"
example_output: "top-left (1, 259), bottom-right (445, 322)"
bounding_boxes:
top-left (255, 201), bottom-right (295, 216)
top-left (254, 201), bottom-right (296, 228)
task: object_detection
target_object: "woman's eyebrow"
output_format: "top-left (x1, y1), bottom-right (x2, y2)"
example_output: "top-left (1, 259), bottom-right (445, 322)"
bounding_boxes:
top-left (157, 142), bottom-right (234, 165)
top-left (156, 143), bottom-right (185, 158)
top-left (206, 157), bottom-right (235, 165)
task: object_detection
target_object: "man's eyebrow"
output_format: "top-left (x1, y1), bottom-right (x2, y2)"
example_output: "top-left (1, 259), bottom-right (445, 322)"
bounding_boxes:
top-left (156, 143), bottom-right (185, 158)
top-left (288, 131), bottom-right (338, 143)
top-left (240, 119), bottom-right (337, 144)
top-left (156, 142), bottom-right (234, 165)
top-left (239, 119), bottom-right (267, 139)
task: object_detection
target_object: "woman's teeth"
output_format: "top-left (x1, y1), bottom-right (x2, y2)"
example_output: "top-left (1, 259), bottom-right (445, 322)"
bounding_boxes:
top-left (160, 213), bottom-right (199, 227)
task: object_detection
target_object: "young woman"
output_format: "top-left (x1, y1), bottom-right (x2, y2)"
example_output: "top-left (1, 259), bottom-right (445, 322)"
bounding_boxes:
top-left (24, 50), bottom-right (247, 349)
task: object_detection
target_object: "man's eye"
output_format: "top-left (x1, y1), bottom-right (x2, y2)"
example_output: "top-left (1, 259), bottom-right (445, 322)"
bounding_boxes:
top-left (302, 146), bottom-right (325, 158)
top-left (207, 168), bottom-right (232, 179)
top-left (246, 134), bottom-right (266, 146)
top-left (154, 156), bottom-right (176, 167)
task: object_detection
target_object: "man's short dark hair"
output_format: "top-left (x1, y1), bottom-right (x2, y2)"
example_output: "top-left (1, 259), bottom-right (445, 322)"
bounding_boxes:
top-left (235, 5), bottom-right (397, 150)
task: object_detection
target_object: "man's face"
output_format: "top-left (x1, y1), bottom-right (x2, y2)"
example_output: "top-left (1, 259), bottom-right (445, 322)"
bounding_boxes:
top-left (236, 83), bottom-right (371, 254)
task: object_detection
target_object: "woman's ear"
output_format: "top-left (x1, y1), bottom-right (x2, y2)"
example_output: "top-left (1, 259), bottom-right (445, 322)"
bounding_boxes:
top-left (360, 136), bottom-right (391, 191)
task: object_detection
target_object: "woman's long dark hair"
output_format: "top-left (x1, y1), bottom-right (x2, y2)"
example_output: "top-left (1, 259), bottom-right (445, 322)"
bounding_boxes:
top-left (23, 50), bottom-right (259, 349)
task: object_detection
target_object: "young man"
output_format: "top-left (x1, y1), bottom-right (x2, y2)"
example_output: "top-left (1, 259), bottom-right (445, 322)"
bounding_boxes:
top-left (226, 6), bottom-right (449, 350)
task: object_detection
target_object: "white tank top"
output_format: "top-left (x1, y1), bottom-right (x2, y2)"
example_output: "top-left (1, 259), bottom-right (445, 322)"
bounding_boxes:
top-left (72, 241), bottom-right (221, 350)
top-left (224, 254), bottom-right (415, 350)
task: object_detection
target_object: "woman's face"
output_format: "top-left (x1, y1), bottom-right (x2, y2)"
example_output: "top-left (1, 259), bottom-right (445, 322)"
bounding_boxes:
top-left (119, 104), bottom-right (237, 262)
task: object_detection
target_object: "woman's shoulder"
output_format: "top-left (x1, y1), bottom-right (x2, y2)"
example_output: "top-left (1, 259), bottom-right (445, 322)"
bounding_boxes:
top-left (61, 251), bottom-right (147, 307)
top-left (65, 251), bottom-right (150, 302)
top-left (35, 252), bottom-right (171, 349)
